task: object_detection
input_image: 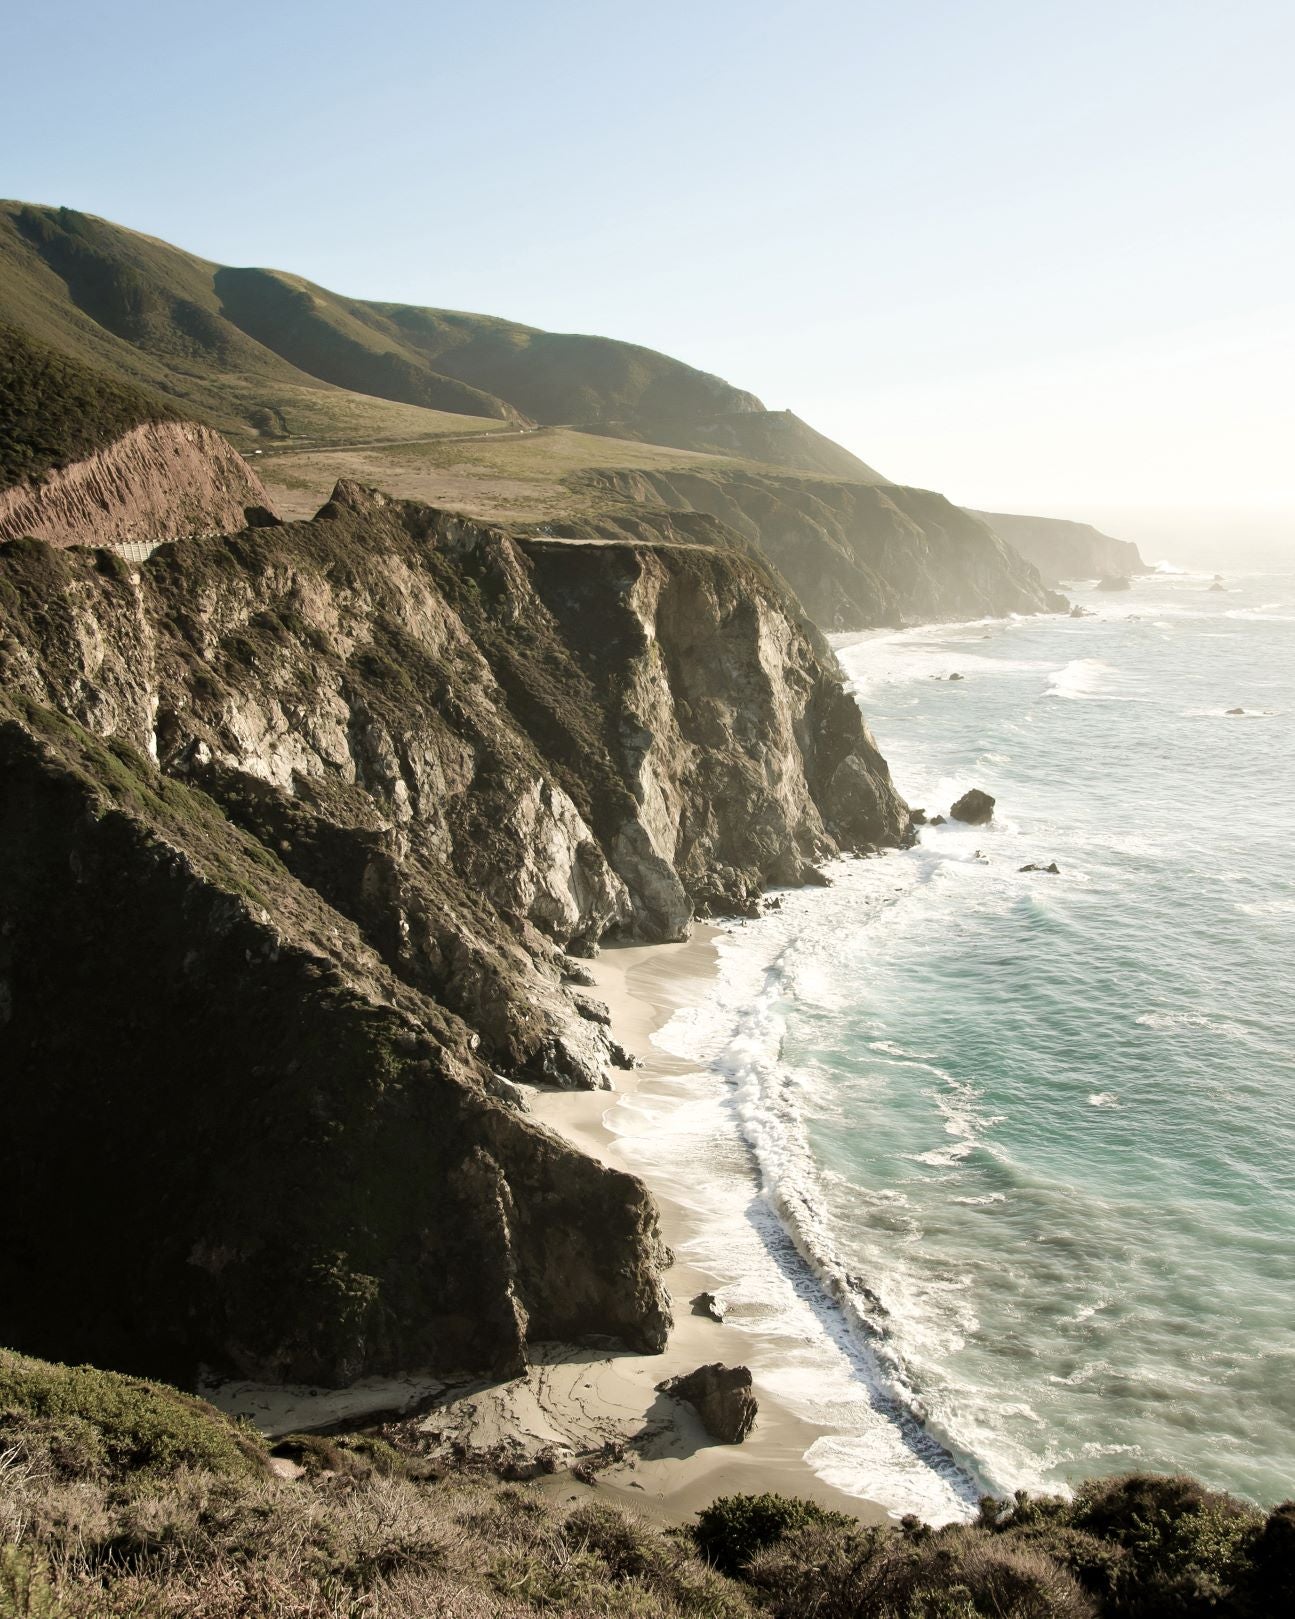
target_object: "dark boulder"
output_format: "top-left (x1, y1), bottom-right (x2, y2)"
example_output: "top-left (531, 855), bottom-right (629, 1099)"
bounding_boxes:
top-left (949, 789), bottom-right (995, 825)
top-left (657, 1363), bottom-right (757, 1443)
top-left (1020, 861), bottom-right (1061, 874)
top-left (909, 808), bottom-right (927, 825)
top-left (691, 1292), bottom-right (725, 1323)
top-left (930, 814), bottom-right (947, 826)
top-left (1226, 707), bottom-right (1245, 715)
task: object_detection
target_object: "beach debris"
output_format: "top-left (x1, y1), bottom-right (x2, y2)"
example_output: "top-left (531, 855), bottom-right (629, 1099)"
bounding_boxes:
top-left (1020, 861), bottom-right (1061, 874)
top-left (949, 788), bottom-right (996, 825)
top-left (657, 1363), bottom-right (757, 1444)
top-left (691, 1291), bottom-right (726, 1323)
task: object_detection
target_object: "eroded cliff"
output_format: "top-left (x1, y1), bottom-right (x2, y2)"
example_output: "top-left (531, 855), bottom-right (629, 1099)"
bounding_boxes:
top-left (0, 484), bottom-right (908, 1385)
top-left (0, 419), bottom-right (273, 549)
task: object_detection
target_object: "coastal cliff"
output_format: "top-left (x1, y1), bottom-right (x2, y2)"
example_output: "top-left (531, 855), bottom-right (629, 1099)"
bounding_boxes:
top-left (0, 418), bottom-right (273, 549)
top-left (0, 484), bottom-right (908, 1384)
top-left (972, 509), bottom-right (1147, 584)
top-left (584, 467), bottom-right (1067, 627)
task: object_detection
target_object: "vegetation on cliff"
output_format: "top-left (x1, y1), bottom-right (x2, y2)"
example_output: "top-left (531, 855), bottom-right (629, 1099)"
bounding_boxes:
top-left (0, 483), bottom-right (905, 1382)
top-left (1, 1352), bottom-right (1291, 1618)
top-left (0, 320), bottom-right (175, 490)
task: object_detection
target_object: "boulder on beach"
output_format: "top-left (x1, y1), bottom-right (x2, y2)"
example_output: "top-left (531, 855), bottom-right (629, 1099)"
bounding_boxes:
top-left (949, 788), bottom-right (996, 825)
top-left (691, 1292), bottom-right (725, 1322)
top-left (657, 1363), bottom-right (757, 1444)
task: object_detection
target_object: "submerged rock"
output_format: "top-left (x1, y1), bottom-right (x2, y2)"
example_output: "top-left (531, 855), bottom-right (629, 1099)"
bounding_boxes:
top-left (1020, 861), bottom-right (1061, 874)
top-left (657, 1363), bottom-right (757, 1443)
top-left (1096, 575), bottom-right (1132, 591)
top-left (949, 789), bottom-right (996, 825)
top-left (1227, 707), bottom-right (1246, 715)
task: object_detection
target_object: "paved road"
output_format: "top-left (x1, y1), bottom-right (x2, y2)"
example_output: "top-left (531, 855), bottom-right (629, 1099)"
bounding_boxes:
top-left (244, 425), bottom-right (549, 461)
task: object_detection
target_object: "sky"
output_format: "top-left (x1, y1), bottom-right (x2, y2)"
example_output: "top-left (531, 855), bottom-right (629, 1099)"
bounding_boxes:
top-left (5, 0), bottom-right (1293, 564)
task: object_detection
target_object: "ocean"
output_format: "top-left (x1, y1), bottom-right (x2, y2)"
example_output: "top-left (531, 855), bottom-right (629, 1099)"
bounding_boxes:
top-left (605, 566), bottom-right (1295, 1522)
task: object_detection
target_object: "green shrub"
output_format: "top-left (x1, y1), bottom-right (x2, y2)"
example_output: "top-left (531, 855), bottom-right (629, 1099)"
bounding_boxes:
top-left (0, 1349), bottom-right (266, 1481)
top-left (1070, 1473), bottom-right (1261, 1616)
top-left (0, 1547), bottom-right (64, 1619)
top-left (693, 1492), bottom-right (854, 1577)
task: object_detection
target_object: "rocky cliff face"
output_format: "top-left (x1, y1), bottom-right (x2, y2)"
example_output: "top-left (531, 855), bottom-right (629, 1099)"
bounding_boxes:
top-left (0, 420), bottom-right (273, 549)
top-left (971, 510), bottom-right (1146, 584)
top-left (585, 468), bottom-right (1067, 627)
top-left (0, 485), bottom-right (908, 1385)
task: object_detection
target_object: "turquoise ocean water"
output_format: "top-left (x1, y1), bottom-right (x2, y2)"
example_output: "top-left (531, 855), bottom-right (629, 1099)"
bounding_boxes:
top-left (606, 567), bottom-right (1295, 1521)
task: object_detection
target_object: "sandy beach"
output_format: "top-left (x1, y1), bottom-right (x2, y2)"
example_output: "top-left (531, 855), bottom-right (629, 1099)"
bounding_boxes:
top-left (520, 929), bottom-right (888, 1526)
top-left (209, 928), bottom-right (887, 1527)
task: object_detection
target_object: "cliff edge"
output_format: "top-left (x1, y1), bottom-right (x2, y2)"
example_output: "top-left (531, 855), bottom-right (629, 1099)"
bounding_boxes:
top-left (0, 484), bottom-right (908, 1386)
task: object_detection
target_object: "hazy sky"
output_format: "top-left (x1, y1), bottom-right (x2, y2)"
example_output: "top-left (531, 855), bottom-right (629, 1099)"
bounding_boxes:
top-left (6, 0), bottom-right (1293, 559)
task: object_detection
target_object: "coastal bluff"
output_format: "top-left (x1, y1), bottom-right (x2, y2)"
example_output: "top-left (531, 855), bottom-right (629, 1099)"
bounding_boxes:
top-left (0, 481), bottom-right (909, 1386)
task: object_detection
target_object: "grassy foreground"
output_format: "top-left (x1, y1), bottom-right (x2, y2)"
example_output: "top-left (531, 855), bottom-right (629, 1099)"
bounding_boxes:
top-left (2, 1350), bottom-right (1293, 1617)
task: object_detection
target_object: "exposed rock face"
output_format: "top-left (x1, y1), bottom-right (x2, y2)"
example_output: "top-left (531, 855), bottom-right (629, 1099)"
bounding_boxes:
top-left (657, 1363), bottom-right (757, 1443)
top-left (950, 788), bottom-right (995, 824)
top-left (0, 421), bottom-right (273, 549)
top-left (972, 510), bottom-right (1146, 586)
top-left (586, 468), bottom-right (1066, 629)
top-left (0, 482), bottom-right (909, 1385)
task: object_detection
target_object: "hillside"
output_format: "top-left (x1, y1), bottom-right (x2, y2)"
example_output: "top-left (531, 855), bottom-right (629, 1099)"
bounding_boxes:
top-left (0, 483), bottom-right (907, 1382)
top-left (0, 317), bottom-right (177, 488)
top-left (584, 467), bottom-right (1066, 626)
top-left (974, 508), bottom-right (1147, 583)
top-left (0, 202), bottom-right (798, 461)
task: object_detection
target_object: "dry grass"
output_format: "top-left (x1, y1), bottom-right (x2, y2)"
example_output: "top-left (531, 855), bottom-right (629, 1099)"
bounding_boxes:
top-left (0, 1432), bottom-right (755, 1619)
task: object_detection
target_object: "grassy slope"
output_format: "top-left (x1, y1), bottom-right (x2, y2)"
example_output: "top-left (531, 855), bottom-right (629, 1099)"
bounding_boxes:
top-left (0, 202), bottom-right (781, 458)
top-left (0, 321), bottom-right (178, 489)
top-left (2, 1348), bottom-right (1290, 1619)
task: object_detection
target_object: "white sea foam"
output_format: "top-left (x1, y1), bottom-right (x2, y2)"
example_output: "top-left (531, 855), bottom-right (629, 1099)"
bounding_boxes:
top-left (1045, 658), bottom-right (1114, 700)
top-left (1135, 1011), bottom-right (1249, 1039)
top-left (1088, 1093), bottom-right (1120, 1108)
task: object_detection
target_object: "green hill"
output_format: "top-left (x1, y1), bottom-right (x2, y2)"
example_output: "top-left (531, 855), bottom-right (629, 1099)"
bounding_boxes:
top-left (0, 201), bottom-right (834, 469)
top-left (0, 318), bottom-right (177, 489)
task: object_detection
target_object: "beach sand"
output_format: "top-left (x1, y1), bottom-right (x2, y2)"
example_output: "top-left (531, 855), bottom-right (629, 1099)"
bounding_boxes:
top-left (521, 930), bottom-right (888, 1526)
top-left (209, 928), bottom-right (886, 1527)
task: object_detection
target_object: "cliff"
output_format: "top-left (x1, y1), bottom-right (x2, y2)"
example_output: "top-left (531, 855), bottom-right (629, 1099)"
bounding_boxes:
top-left (585, 467), bottom-right (1067, 628)
top-left (0, 418), bottom-right (274, 548)
top-left (0, 485), bottom-right (908, 1384)
top-left (973, 509), bottom-right (1147, 583)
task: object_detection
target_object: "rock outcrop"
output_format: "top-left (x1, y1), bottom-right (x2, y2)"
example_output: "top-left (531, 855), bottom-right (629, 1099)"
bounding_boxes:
top-left (585, 468), bottom-right (1066, 629)
top-left (950, 788), bottom-right (995, 824)
top-left (973, 510), bottom-right (1146, 585)
top-left (657, 1363), bottom-right (758, 1443)
top-left (0, 420), bottom-right (273, 549)
top-left (0, 482), bottom-right (909, 1386)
